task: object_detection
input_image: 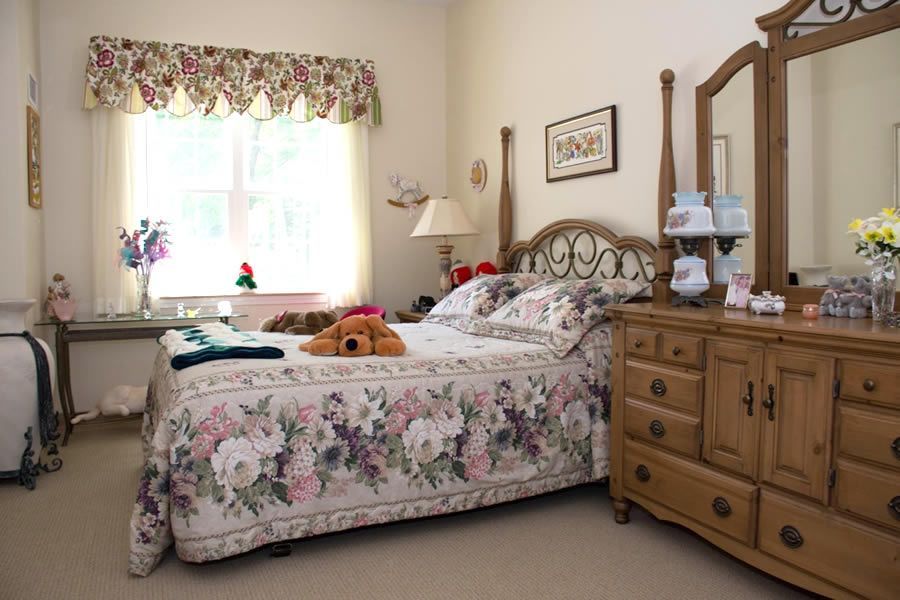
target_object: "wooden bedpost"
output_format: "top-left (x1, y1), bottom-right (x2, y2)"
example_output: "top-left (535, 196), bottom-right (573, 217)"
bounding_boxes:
top-left (497, 126), bottom-right (512, 273)
top-left (653, 69), bottom-right (677, 303)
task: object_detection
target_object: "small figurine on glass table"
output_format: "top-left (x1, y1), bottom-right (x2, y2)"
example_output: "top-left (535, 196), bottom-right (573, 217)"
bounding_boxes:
top-left (235, 262), bottom-right (257, 294)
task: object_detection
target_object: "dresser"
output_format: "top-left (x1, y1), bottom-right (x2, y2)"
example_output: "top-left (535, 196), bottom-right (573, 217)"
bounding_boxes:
top-left (605, 303), bottom-right (900, 599)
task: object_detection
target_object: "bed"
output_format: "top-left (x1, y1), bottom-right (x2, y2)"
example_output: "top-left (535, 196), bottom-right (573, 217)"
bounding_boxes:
top-left (129, 127), bottom-right (657, 576)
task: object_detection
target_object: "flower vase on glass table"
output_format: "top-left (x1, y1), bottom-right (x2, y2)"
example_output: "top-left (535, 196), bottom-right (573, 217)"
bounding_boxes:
top-left (118, 219), bottom-right (171, 318)
top-left (848, 208), bottom-right (900, 322)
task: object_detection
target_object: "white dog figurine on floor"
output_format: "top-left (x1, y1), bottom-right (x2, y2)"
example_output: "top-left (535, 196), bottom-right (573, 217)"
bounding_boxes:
top-left (70, 385), bottom-right (147, 424)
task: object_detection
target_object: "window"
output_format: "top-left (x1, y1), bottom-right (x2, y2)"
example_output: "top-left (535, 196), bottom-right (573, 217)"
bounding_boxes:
top-left (135, 111), bottom-right (344, 297)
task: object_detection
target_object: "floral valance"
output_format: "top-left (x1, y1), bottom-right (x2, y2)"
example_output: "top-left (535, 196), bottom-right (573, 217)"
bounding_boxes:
top-left (83, 35), bottom-right (382, 125)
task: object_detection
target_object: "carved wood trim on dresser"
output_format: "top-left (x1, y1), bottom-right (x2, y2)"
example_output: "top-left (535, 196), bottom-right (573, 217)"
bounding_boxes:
top-left (606, 302), bottom-right (900, 599)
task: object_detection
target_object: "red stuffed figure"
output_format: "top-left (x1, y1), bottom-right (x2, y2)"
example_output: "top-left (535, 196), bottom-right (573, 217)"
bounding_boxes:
top-left (475, 261), bottom-right (498, 276)
top-left (450, 260), bottom-right (473, 288)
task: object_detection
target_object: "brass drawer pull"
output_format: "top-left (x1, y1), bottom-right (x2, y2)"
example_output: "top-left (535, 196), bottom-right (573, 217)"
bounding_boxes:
top-left (633, 339), bottom-right (643, 348)
top-left (863, 378), bottom-right (876, 392)
top-left (650, 378), bottom-right (667, 397)
top-left (762, 384), bottom-right (775, 421)
top-left (711, 497), bottom-right (731, 517)
top-left (889, 496), bottom-right (900, 520)
top-left (892, 437), bottom-right (900, 460)
top-left (648, 420), bottom-right (666, 438)
top-left (742, 380), bottom-right (754, 417)
top-left (671, 346), bottom-right (681, 356)
top-left (635, 464), bottom-right (651, 482)
top-left (778, 525), bottom-right (803, 549)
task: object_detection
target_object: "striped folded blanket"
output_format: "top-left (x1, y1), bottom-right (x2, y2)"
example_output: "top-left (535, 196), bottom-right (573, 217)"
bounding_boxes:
top-left (158, 323), bottom-right (284, 370)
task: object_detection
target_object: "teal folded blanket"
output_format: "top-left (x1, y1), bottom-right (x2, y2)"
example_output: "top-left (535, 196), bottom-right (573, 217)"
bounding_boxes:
top-left (158, 323), bottom-right (284, 370)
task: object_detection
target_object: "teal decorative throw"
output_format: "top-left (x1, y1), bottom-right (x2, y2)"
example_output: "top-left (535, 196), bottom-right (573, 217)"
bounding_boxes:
top-left (158, 323), bottom-right (284, 370)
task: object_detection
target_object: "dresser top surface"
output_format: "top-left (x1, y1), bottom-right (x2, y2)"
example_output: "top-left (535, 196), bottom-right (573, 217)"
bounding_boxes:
top-left (606, 302), bottom-right (900, 346)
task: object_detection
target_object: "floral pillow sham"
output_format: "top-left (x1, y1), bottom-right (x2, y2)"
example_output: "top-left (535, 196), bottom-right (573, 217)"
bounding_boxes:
top-left (423, 273), bottom-right (548, 330)
top-left (483, 277), bottom-right (651, 357)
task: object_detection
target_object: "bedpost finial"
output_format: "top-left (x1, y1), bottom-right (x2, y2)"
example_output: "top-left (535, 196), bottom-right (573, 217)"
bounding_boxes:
top-left (500, 126), bottom-right (511, 138)
top-left (660, 69), bottom-right (675, 85)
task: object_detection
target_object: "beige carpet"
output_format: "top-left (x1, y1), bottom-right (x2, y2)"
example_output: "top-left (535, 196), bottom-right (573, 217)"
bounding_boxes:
top-left (0, 420), bottom-right (807, 600)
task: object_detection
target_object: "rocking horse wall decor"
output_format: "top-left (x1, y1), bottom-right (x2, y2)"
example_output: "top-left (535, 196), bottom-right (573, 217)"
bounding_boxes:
top-left (386, 172), bottom-right (430, 216)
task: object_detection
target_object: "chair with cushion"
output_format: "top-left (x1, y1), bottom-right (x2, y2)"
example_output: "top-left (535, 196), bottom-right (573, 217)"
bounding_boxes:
top-left (340, 305), bottom-right (386, 320)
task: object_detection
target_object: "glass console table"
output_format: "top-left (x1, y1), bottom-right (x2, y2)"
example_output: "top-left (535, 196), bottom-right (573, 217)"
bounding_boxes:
top-left (35, 313), bottom-right (246, 445)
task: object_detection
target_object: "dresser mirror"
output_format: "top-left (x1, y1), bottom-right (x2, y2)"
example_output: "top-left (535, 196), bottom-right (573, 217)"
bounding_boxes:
top-left (786, 28), bottom-right (900, 286)
top-left (696, 42), bottom-right (769, 295)
top-left (759, 0), bottom-right (900, 306)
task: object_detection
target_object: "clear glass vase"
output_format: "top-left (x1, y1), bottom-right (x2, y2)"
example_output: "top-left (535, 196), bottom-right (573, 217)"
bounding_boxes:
top-left (136, 273), bottom-right (152, 318)
top-left (870, 257), bottom-right (896, 322)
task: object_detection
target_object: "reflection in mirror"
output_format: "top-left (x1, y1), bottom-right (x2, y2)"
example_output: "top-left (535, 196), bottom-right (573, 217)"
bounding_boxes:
top-left (710, 63), bottom-right (755, 284)
top-left (787, 28), bottom-right (900, 286)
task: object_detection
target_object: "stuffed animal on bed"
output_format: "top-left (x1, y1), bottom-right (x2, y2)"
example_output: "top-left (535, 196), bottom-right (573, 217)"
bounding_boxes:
top-left (299, 314), bottom-right (406, 357)
top-left (70, 385), bottom-right (147, 424)
top-left (259, 310), bottom-right (339, 335)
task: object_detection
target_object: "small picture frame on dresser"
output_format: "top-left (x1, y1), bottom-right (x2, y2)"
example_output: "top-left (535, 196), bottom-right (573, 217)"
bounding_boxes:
top-left (724, 273), bottom-right (752, 308)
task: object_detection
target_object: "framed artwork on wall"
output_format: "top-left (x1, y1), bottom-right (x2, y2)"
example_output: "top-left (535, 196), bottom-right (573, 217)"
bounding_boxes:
top-left (545, 105), bottom-right (617, 182)
top-left (712, 135), bottom-right (730, 197)
top-left (26, 105), bottom-right (42, 209)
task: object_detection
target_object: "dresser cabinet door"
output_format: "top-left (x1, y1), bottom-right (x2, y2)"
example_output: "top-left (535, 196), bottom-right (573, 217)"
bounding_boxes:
top-left (703, 341), bottom-right (764, 478)
top-left (759, 351), bottom-right (834, 502)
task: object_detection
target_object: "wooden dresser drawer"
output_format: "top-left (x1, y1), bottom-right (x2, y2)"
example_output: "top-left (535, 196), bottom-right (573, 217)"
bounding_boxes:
top-left (624, 439), bottom-right (757, 545)
top-left (758, 490), bottom-right (900, 600)
top-left (840, 360), bottom-right (900, 408)
top-left (624, 398), bottom-right (700, 459)
top-left (660, 332), bottom-right (704, 369)
top-left (838, 404), bottom-right (900, 469)
top-left (626, 326), bottom-right (659, 360)
top-left (835, 459), bottom-right (900, 532)
top-left (624, 361), bottom-right (703, 414)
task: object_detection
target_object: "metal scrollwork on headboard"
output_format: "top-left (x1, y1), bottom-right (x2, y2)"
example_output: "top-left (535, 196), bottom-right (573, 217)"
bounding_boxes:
top-left (506, 219), bottom-right (657, 283)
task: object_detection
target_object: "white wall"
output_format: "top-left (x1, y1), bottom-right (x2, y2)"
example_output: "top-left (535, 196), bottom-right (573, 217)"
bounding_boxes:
top-left (0, 0), bottom-right (44, 327)
top-left (37, 0), bottom-right (447, 410)
top-left (445, 0), bottom-right (784, 267)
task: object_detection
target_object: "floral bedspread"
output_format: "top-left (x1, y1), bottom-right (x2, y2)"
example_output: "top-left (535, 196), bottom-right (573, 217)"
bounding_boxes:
top-left (130, 322), bottom-right (613, 575)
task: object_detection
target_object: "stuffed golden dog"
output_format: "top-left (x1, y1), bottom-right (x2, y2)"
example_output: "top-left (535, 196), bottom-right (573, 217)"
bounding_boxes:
top-left (299, 314), bottom-right (406, 357)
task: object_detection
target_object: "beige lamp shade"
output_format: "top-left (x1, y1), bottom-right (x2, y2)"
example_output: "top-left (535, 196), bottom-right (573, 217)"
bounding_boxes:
top-left (410, 197), bottom-right (479, 239)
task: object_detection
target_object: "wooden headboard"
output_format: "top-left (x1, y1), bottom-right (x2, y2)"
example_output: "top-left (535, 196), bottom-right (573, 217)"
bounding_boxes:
top-left (494, 127), bottom-right (657, 284)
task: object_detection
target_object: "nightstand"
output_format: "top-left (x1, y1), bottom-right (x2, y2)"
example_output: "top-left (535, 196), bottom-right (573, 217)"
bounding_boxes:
top-left (395, 310), bottom-right (426, 323)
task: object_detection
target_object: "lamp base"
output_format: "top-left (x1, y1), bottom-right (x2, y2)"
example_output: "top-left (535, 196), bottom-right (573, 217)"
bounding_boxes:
top-left (436, 243), bottom-right (454, 297)
top-left (671, 295), bottom-right (724, 308)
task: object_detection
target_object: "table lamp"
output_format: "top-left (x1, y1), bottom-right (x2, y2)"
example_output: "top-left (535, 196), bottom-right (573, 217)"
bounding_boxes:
top-left (410, 196), bottom-right (479, 297)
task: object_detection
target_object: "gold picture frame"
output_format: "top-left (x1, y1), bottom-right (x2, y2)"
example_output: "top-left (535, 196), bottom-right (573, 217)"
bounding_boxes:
top-left (545, 105), bottom-right (617, 182)
top-left (26, 105), bottom-right (41, 209)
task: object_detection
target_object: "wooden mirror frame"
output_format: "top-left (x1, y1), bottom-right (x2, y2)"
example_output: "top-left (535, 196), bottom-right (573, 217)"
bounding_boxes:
top-left (757, 0), bottom-right (900, 308)
top-left (695, 41), bottom-right (769, 297)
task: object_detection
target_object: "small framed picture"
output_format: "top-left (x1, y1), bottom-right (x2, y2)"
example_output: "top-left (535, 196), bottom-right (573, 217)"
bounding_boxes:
top-left (724, 273), bottom-right (752, 309)
top-left (26, 105), bottom-right (41, 209)
top-left (545, 105), bottom-right (617, 182)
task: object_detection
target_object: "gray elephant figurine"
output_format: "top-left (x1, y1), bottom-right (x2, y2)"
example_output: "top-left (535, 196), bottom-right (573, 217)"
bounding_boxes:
top-left (819, 275), bottom-right (850, 316)
top-left (847, 275), bottom-right (872, 319)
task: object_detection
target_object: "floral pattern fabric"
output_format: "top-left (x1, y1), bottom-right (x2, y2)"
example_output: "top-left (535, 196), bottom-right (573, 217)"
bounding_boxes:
top-left (129, 323), bottom-right (612, 575)
top-left (484, 278), bottom-right (650, 357)
top-left (85, 35), bottom-right (381, 124)
top-left (424, 273), bottom-right (547, 332)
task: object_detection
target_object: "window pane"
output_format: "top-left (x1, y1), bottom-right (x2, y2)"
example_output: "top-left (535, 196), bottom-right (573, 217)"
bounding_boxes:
top-left (148, 111), bottom-right (232, 190)
top-left (244, 117), bottom-right (326, 190)
top-left (248, 194), bottom-right (323, 292)
top-left (151, 192), bottom-right (234, 297)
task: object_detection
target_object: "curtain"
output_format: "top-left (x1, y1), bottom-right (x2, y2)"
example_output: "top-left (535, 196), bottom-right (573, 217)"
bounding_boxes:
top-left (323, 121), bottom-right (373, 308)
top-left (90, 107), bottom-right (137, 315)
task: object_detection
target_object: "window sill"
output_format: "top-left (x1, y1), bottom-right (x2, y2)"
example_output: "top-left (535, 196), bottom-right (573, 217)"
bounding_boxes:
top-left (158, 292), bottom-right (328, 309)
